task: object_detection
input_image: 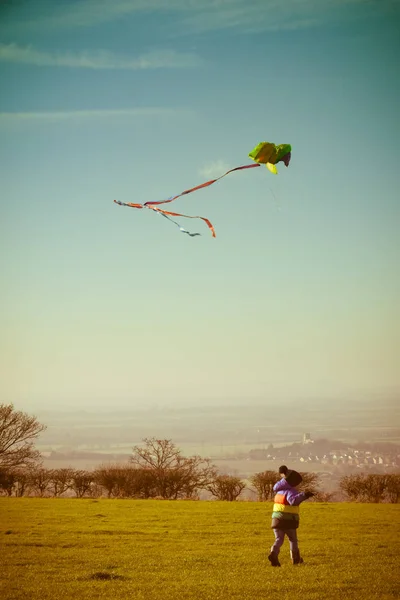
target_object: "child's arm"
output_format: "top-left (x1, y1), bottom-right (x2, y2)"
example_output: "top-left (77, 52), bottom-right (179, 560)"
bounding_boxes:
top-left (286, 489), bottom-right (309, 506)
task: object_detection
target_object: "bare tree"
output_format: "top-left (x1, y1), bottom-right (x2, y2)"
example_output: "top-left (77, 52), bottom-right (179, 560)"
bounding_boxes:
top-left (13, 468), bottom-right (32, 497)
top-left (340, 473), bottom-right (392, 503)
top-left (360, 474), bottom-right (388, 503)
top-left (207, 475), bottom-right (246, 501)
top-left (131, 438), bottom-right (216, 499)
top-left (0, 404), bottom-right (46, 469)
top-left (250, 471), bottom-right (278, 501)
top-left (70, 470), bottom-right (94, 498)
top-left (158, 455), bottom-right (216, 500)
top-left (93, 464), bottom-right (132, 498)
top-left (48, 468), bottom-right (74, 497)
top-left (385, 474), bottom-right (400, 504)
top-left (29, 468), bottom-right (51, 497)
top-left (0, 467), bottom-right (34, 497)
top-left (93, 465), bottom-right (118, 498)
top-left (132, 438), bottom-right (181, 472)
top-left (132, 468), bottom-right (158, 499)
top-left (340, 474), bottom-right (361, 501)
top-left (0, 467), bottom-right (16, 496)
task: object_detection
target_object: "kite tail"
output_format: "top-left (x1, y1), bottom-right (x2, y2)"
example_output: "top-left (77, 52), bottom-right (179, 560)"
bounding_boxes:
top-left (144, 163), bottom-right (260, 207)
top-left (114, 162), bottom-right (260, 238)
top-left (149, 206), bottom-right (216, 238)
top-left (157, 211), bottom-right (201, 237)
top-left (114, 199), bottom-right (143, 209)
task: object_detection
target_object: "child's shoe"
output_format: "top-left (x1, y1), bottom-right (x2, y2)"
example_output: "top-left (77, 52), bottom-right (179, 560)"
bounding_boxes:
top-left (268, 552), bottom-right (281, 567)
top-left (291, 550), bottom-right (304, 565)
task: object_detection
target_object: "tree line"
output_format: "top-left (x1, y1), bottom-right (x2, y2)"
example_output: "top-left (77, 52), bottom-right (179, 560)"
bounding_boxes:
top-left (339, 473), bottom-right (400, 503)
top-left (1, 403), bottom-right (399, 502)
top-left (0, 462), bottom-right (323, 500)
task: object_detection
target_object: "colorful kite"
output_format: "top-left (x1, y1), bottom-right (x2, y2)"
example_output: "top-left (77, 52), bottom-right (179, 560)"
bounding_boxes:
top-left (248, 142), bottom-right (291, 174)
top-left (114, 141), bottom-right (291, 237)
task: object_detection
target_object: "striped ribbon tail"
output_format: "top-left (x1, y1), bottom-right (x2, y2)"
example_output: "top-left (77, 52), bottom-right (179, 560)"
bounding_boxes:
top-left (157, 211), bottom-right (201, 237)
top-left (150, 206), bottom-right (216, 238)
top-left (144, 163), bottom-right (260, 207)
top-left (114, 199), bottom-right (143, 209)
top-left (113, 162), bottom-right (259, 238)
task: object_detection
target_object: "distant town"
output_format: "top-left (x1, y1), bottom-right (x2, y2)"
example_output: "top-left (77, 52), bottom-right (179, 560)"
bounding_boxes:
top-left (244, 433), bottom-right (400, 471)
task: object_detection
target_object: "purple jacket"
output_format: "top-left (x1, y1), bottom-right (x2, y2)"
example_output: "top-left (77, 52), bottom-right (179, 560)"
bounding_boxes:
top-left (271, 479), bottom-right (308, 530)
top-left (273, 478), bottom-right (308, 505)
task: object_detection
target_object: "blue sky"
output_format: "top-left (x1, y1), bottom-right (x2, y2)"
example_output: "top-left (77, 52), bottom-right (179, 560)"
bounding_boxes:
top-left (0, 0), bottom-right (399, 411)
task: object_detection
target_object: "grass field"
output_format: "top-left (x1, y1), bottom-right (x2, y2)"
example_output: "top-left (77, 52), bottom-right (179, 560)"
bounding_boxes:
top-left (1, 498), bottom-right (399, 600)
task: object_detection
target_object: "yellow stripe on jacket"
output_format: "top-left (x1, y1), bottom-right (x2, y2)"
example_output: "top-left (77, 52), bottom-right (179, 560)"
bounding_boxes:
top-left (272, 504), bottom-right (299, 514)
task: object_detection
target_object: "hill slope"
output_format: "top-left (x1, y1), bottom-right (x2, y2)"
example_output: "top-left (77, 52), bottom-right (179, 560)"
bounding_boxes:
top-left (1, 498), bottom-right (399, 599)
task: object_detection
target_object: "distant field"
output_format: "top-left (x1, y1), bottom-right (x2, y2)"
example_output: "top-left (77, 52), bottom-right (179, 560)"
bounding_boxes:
top-left (1, 499), bottom-right (399, 600)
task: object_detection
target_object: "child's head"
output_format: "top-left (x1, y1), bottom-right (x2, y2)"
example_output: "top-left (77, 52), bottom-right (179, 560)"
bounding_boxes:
top-left (278, 465), bottom-right (288, 477)
top-left (285, 470), bottom-right (303, 488)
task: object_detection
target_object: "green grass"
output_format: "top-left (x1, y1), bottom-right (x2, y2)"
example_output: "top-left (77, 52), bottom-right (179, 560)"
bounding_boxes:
top-left (1, 498), bottom-right (399, 600)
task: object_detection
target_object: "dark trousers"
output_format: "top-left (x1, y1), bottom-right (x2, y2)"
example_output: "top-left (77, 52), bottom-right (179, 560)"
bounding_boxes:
top-left (271, 529), bottom-right (299, 556)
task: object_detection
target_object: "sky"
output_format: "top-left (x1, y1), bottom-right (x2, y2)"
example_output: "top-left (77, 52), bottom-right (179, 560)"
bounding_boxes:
top-left (0, 0), bottom-right (399, 412)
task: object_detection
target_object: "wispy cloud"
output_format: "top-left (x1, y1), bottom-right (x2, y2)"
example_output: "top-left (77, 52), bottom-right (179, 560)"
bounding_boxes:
top-left (1, 0), bottom-right (390, 35)
top-left (0, 43), bottom-right (202, 69)
top-left (0, 107), bottom-right (192, 123)
top-left (199, 160), bottom-right (231, 179)
top-left (181, 0), bottom-right (385, 35)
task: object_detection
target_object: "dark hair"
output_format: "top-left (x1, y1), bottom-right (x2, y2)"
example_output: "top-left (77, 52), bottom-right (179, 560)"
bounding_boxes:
top-left (286, 470), bottom-right (303, 487)
top-left (278, 465), bottom-right (288, 475)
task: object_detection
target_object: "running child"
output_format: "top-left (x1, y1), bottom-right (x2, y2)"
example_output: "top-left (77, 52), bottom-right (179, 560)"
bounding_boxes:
top-left (268, 469), bottom-right (314, 566)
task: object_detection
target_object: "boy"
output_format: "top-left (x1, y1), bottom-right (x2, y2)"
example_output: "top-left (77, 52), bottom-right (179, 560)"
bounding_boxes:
top-left (268, 469), bottom-right (314, 566)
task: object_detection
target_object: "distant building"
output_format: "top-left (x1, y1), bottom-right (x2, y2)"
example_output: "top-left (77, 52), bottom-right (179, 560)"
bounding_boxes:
top-left (303, 432), bottom-right (313, 444)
